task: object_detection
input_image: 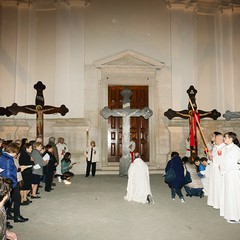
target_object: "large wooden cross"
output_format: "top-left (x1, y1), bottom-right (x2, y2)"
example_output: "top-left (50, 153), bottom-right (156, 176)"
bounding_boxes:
top-left (6, 81), bottom-right (69, 138)
top-left (164, 85), bottom-right (221, 160)
top-left (100, 88), bottom-right (153, 176)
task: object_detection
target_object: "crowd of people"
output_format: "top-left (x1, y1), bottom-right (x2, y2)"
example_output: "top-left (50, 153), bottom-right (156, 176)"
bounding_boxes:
top-left (164, 131), bottom-right (240, 224)
top-left (0, 130), bottom-right (239, 239)
top-left (0, 136), bottom-right (75, 239)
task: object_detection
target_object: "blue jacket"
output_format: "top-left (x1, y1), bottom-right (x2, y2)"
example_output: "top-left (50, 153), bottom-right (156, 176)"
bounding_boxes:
top-left (0, 152), bottom-right (17, 188)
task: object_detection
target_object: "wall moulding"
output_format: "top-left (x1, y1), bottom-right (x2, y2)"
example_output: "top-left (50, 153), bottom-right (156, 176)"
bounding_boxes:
top-left (0, 0), bottom-right (89, 8)
top-left (165, 0), bottom-right (240, 14)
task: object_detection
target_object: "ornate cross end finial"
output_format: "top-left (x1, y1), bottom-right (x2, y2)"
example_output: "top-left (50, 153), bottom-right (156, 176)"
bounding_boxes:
top-left (34, 81), bottom-right (46, 91)
top-left (142, 107), bottom-right (153, 119)
top-left (164, 109), bottom-right (176, 120)
top-left (100, 107), bottom-right (112, 119)
top-left (187, 85), bottom-right (197, 99)
top-left (6, 103), bottom-right (19, 115)
top-left (0, 107), bottom-right (12, 117)
top-left (59, 105), bottom-right (69, 116)
top-left (187, 85), bottom-right (197, 110)
top-left (121, 89), bottom-right (132, 105)
top-left (211, 109), bottom-right (221, 120)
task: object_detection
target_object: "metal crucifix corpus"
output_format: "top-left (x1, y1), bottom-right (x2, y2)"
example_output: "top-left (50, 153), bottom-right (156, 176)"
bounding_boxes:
top-left (164, 85), bottom-right (221, 161)
top-left (7, 81), bottom-right (69, 138)
top-left (100, 88), bottom-right (153, 176)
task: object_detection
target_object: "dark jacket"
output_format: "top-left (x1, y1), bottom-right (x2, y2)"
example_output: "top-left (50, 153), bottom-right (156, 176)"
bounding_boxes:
top-left (19, 150), bottom-right (33, 175)
top-left (43, 152), bottom-right (57, 173)
top-left (165, 155), bottom-right (184, 188)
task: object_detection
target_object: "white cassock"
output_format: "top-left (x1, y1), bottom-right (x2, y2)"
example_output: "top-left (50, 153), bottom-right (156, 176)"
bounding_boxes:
top-left (124, 157), bottom-right (152, 204)
top-left (56, 142), bottom-right (68, 174)
top-left (219, 143), bottom-right (240, 221)
top-left (207, 143), bottom-right (225, 209)
top-left (200, 164), bottom-right (210, 196)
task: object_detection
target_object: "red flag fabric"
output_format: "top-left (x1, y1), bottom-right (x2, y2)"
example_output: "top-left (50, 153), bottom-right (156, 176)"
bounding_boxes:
top-left (189, 111), bottom-right (200, 148)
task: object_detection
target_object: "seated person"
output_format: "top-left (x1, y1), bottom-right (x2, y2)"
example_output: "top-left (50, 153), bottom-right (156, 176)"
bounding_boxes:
top-left (124, 152), bottom-right (154, 204)
top-left (182, 157), bottom-right (204, 198)
top-left (61, 152), bottom-right (76, 185)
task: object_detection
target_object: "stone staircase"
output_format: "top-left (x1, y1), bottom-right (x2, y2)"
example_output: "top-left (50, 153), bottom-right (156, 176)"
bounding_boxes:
top-left (97, 164), bottom-right (164, 175)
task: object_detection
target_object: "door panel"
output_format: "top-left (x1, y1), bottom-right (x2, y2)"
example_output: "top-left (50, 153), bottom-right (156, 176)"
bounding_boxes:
top-left (108, 86), bottom-right (149, 162)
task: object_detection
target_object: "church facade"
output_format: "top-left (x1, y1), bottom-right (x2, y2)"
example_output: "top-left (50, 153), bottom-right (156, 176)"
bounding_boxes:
top-left (0, 0), bottom-right (240, 173)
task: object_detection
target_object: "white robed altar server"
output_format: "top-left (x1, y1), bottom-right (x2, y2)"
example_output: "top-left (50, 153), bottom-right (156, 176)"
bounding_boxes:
top-left (219, 132), bottom-right (240, 223)
top-left (207, 134), bottom-right (225, 209)
top-left (124, 152), bottom-right (153, 204)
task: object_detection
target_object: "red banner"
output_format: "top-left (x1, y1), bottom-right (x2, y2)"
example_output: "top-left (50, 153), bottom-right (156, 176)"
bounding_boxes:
top-left (189, 111), bottom-right (200, 148)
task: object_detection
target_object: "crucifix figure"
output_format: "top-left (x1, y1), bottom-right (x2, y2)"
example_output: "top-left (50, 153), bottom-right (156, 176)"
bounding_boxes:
top-left (6, 81), bottom-right (69, 138)
top-left (100, 88), bottom-right (153, 176)
top-left (164, 85), bottom-right (221, 161)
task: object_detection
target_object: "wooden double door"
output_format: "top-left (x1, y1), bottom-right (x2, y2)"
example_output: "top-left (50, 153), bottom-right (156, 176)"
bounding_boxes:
top-left (108, 85), bottom-right (150, 162)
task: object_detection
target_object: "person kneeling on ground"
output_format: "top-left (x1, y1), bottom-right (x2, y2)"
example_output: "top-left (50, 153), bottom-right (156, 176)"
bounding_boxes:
top-left (61, 152), bottom-right (76, 185)
top-left (124, 152), bottom-right (154, 204)
top-left (183, 157), bottom-right (204, 198)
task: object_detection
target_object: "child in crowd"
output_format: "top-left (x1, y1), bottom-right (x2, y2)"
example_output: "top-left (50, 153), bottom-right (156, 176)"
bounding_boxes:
top-left (198, 157), bottom-right (209, 196)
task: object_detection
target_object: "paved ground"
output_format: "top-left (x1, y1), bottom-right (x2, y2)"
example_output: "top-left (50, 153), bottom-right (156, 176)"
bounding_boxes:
top-left (11, 174), bottom-right (240, 240)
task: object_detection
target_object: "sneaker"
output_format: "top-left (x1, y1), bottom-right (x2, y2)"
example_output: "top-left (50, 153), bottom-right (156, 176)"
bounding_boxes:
top-left (63, 180), bottom-right (71, 185)
top-left (180, 198), bottom-right (185, 203)
top-left (172, 198), bottom-right (176, 201)
top-left (58, 176), bottom-right (62, 183)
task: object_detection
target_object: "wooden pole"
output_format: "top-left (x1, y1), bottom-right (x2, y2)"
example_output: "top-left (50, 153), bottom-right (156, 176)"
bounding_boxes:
top-left (189, 98), bottom-right (209, 152)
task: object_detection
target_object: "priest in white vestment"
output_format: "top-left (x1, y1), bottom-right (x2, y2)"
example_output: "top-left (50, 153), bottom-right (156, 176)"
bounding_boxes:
top-left (219, 132), bottom-right (240, 223)
top-left (207, 134), bottom-right (225, 209)
top-left (124, 152), bottom-right (153, 204)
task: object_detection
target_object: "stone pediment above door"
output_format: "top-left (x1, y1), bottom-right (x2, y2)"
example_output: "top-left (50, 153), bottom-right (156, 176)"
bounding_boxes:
top-left (94, 50), bottom-right (164, 70)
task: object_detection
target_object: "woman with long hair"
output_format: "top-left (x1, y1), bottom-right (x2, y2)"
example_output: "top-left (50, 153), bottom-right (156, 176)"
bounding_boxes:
top-left (61, 152), bottom-right (76, 185)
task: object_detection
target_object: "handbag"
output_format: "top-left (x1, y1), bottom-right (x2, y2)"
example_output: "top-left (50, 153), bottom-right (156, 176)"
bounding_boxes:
top-left (184, 166), bottom-right (192, 184)
top-left (165, 161), bottom-right (176, 183)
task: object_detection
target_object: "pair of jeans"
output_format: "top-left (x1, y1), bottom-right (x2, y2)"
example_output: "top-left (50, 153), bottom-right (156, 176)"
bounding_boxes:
top-left (171, 188), bottom-right (184, 199)
top-left (184, 186), bottom-right (203, 196)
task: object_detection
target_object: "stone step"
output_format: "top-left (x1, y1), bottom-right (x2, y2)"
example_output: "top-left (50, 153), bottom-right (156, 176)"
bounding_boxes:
top-left (98, 165), bottom-right (163, 175)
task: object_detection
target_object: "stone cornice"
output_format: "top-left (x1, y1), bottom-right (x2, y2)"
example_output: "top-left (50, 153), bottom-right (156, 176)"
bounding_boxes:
top-left (0, 0), bottom-right (90, 8)
top-left (165, 0), bottom-right (240, 14)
